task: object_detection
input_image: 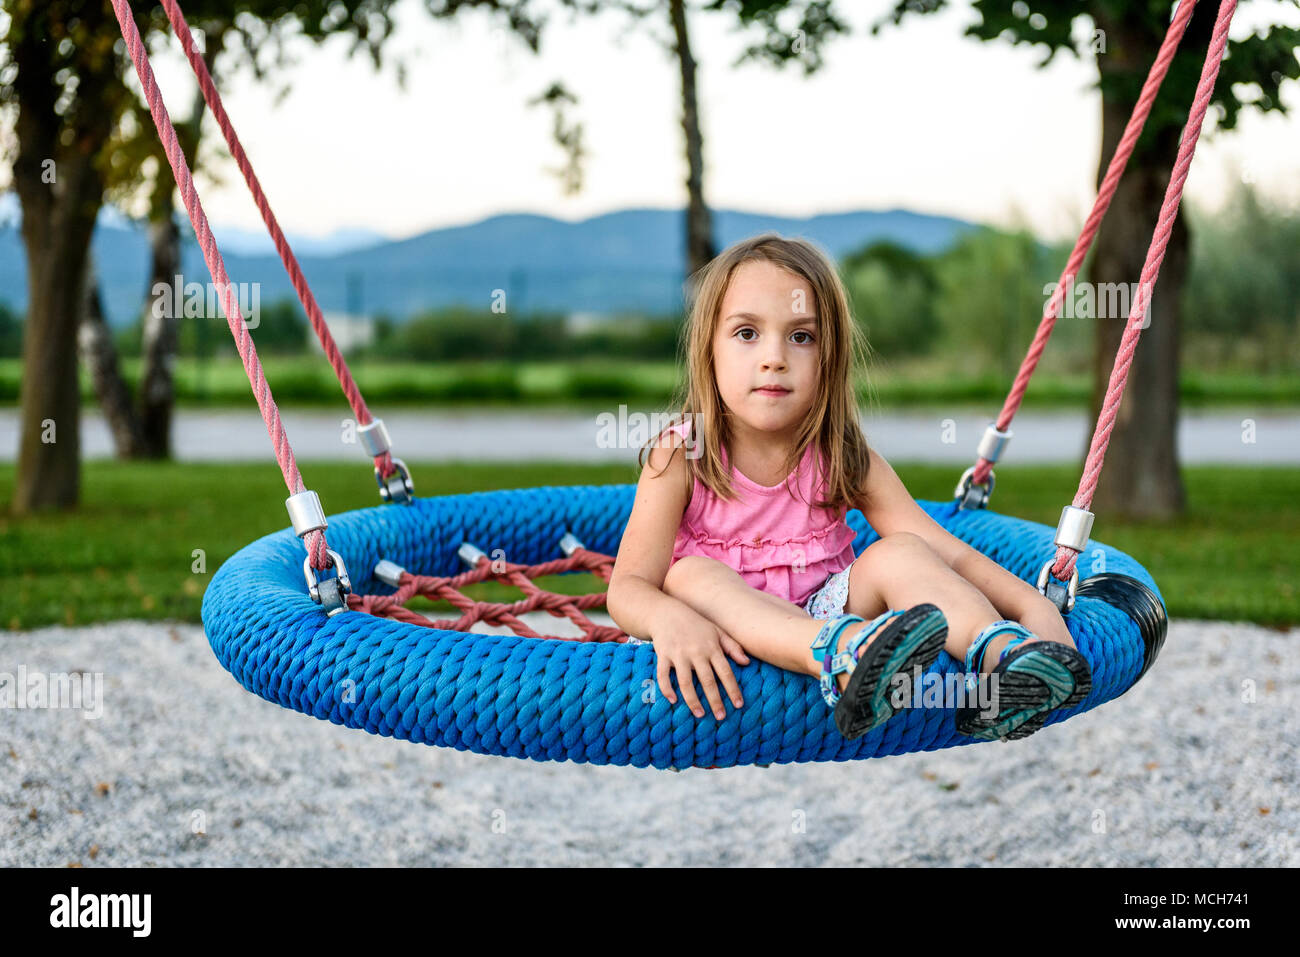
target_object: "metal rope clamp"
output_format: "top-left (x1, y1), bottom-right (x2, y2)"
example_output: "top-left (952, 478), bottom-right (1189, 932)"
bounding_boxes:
top-left (372, 559), bottom-right (406, 588)
top-left (954, 425), bottom-right (1012, 510)
top-left (287, 489), bottom-right (352, 616)
top-left (1036, 505), bottom-right (1093, 615)
top-left (359, 419), bottom-right (415, 505)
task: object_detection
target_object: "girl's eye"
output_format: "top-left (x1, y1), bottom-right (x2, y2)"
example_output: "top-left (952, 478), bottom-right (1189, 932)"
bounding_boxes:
top-left (736, 328), bottom-right (815, 343)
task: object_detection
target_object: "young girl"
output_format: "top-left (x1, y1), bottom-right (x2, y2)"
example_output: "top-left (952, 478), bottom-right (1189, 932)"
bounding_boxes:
top-left (606, 234), bottom-right (1091, 742)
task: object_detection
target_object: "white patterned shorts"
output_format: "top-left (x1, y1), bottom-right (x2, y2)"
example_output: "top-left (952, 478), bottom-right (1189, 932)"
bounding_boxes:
top-left (801, 560), bottom-right (857, 621)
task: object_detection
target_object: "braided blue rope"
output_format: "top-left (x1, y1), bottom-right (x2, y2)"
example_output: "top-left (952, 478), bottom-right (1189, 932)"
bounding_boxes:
top-left (201, 486), bottom-right (1163, 768)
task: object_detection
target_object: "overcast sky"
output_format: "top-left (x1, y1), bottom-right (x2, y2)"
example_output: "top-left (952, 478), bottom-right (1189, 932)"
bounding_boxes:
top-left (128, 0), bottom-right (1300, 244)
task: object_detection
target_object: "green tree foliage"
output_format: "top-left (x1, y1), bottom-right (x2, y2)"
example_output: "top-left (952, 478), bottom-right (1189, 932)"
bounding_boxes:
top-left (838, 227), bottom-right (1070, 377)
top-left (398, 306), bottom-right (523, 360)
top-left (841, 240), bottom-right (941, 358)
top-left (0, 301), bottom-right (21, 357)
top-left (930, 227), bottom-right (1061, 377)
top-left (1185, 181), bottom-right (1300, 372)
top-left (247, 299), bottom-right (310, 355)
top-left (382, 307), bottom-right (681, 362)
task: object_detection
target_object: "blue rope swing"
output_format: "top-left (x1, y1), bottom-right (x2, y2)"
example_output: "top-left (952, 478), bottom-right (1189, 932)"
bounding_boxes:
top-left (119, 0), bottom-right (1182, 769)
top-left (201, 485), bottom-right (1167, 769)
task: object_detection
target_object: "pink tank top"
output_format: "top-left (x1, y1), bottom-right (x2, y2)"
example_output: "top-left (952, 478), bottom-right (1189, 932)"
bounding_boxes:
top-left (666, 420), bottom-right (856, 606)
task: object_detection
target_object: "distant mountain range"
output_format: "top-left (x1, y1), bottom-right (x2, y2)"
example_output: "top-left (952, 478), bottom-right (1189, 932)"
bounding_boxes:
top-left (0, 198), bottom-right (978, 327)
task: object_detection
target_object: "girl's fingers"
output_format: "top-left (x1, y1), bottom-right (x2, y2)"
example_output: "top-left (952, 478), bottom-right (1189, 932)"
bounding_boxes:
top-left (676, 664), bottom-right (707, 719)
top-left (693, 660), bottom-right (727, 720)
top-left (656, 659), bottom-right (676, 705)
top-left (711, 655), bottom-right (744, 710)
top-left (721, 635), bottom-right (750, 666)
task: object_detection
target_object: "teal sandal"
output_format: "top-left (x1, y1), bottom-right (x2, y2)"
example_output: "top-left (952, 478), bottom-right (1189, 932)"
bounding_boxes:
top-left (810, 604), bottom-right (949, 740)
top-left (955, 621), bottom-right (1092, 742)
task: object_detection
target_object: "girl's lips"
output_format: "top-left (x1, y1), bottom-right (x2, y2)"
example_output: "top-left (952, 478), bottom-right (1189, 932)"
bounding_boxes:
top-left (754, 387), bottom-right (790, 396)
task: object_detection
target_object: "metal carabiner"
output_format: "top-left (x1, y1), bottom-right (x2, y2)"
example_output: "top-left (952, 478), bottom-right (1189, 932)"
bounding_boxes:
top-left (303, 548), bottom-right (352, 616)
top-left (953, 465), bottom-right (996, 510)
top-left (1036, 558), bottom-right (1080, 615)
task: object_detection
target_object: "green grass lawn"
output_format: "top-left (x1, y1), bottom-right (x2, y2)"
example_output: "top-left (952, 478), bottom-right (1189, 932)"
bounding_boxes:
top-left (3, 357), bottom-right (1300, 409)
top-left (2, 461), bottom-right (1295, 630)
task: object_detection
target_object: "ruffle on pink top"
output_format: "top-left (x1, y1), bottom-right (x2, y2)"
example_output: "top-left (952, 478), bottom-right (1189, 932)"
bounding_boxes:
top-left (666, 420), bottom-right (856, 607)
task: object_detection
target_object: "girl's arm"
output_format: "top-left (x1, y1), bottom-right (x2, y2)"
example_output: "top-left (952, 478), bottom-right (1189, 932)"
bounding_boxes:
top-left (606, 430), bottom-right (699, 640)
top-left (856, 448), bottom-right (1074, 644)
top-left (609, 432), bottom-right (749, 718)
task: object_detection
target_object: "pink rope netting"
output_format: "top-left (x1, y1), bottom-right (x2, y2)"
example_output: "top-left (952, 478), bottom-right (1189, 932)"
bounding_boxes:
top-left (349, 547), bottom-right (626, 641)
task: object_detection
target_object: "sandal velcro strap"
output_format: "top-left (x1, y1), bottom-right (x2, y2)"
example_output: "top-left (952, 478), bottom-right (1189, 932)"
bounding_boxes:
top-left (812, 615), bottom-right (862, 706)
top-left (812, 611), bottom-right (900, 707)
top-left (964, 620), bottom-right (1034, 674)
top-left (810, 614), bottom-right (858, 663)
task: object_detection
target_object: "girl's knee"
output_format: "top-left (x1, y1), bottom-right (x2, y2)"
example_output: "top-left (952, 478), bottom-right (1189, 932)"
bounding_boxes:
top-left (852, 533), bottom-right (954, 605)
top-left (862, 531), bottom-right (930, 564)
top-left (663, 555), bottom-right (729, 596)
top-left (845, 558), bottom-right (885, 618)
top-left (662, 557), bottom-right (693, 595)
top-left (884, 530), bottom-right (928, 549)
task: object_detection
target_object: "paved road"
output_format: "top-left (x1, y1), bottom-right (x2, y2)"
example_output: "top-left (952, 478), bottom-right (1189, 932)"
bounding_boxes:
top-left (2, 407), bottom-right (1297, 464)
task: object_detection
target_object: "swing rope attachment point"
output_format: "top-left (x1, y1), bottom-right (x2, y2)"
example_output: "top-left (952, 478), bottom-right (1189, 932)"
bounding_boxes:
top-left (954, 425), bottom-right (1011, 510)
top-left (286, 490), bottom-right (352, 615)
top-left (1036, 505), bottom-right (1095, 614)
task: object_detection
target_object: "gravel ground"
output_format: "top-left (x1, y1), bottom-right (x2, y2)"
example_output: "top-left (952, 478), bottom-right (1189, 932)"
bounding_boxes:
top-left (2, 617), bottom-right (1295, 867)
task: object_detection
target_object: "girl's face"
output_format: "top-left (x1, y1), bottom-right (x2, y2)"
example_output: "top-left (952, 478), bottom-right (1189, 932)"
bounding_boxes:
top-left (711, 260), bottom-right (820, 442)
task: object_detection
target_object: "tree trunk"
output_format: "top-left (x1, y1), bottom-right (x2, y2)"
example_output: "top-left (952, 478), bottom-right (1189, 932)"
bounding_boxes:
top-left (1083, 5), bottom-right (1211, 520)
top-left (136, 33), bottom-right (220, 457)
top-left (669, 0), bottom-right (715, 285)
top-left (10, 1), bottom-right (119, 513)
top-left (136, 199), bottom-right (183, 457)
top-left (79, 253), bottom-right (146, 457)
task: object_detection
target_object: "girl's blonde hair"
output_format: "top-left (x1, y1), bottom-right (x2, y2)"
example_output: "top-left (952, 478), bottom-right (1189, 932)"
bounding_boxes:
top-left (639, 232), bottom-right (872, 513)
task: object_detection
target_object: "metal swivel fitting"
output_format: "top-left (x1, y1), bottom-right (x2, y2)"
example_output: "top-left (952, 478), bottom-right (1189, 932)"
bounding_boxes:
top-left (286, 489), bottom-right (351, 616)
top-left (1035, 506), bottom-right (1094, 614)
top-left (954, 426), bottom-right (1012, 510)
top-left (359, 419), bottom-right (415, 505)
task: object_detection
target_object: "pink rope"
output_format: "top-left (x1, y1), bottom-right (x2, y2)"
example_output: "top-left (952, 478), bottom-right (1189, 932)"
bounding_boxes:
top-left (110, 0), bottom-right (331, 571)
top-left (1051, 0), bottom-right (1238, 581)
top-left (972, 0), bottom-right (1200, 488)
top-left (156, 0), bottom-right (396, 482)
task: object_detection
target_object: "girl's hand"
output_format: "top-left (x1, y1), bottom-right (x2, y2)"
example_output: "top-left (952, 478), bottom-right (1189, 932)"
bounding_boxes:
top-left (649, 607), bottom-right (748, 720)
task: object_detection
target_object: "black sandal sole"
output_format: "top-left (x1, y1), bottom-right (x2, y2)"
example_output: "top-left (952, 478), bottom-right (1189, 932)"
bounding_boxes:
top-left (833, 604), bottom-right (949, 740)
top-left (956, 640), bottom-right (1092, 741)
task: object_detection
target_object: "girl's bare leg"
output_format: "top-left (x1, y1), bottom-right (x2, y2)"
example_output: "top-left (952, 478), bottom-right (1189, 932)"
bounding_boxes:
top-left (663, 532), bottom-right (1024, 683)
top-left (661, 556), bottom-right (841, 683)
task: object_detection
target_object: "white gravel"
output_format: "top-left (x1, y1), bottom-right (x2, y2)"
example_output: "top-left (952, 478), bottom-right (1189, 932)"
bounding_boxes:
top-left (2, 617), bottom-right (1295, 867)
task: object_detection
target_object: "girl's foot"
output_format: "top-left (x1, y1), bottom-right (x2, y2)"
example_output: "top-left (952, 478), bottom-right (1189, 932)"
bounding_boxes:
top-left (810, 605), bottom-right (949, 740)
top-left (955, 621), bottom-right (1092, 741)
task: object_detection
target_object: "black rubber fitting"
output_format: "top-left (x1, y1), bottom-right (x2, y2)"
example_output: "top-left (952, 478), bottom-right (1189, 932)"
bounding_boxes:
top-left (1077, 573), bottom-right (1168, 680)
